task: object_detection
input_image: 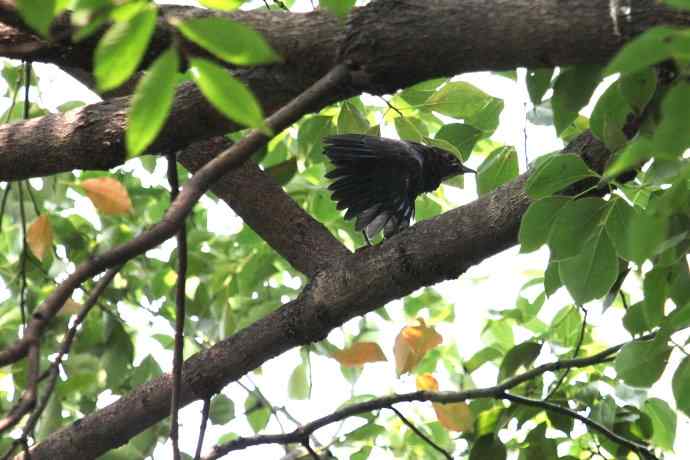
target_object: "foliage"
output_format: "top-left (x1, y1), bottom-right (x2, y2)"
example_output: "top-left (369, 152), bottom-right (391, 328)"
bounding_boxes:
top-left (1, 1), bottom-right (689, 460)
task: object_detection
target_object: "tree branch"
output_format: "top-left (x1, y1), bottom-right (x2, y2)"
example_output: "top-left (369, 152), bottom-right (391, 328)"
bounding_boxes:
top-left (200, 336), bottom-right (646, 459)
top-left (0, 64), bottom-right (351, 368)
top-left (0, 0), bottom-right (687, 181)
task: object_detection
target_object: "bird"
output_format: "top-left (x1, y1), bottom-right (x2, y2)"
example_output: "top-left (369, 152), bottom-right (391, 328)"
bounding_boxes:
top-left (323, 134), bottom-right (476, 245)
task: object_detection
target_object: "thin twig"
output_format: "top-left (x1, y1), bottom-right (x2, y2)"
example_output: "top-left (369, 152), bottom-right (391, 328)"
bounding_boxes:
top-left (0, 64), bottom-right (351, 368)
top-left (301, 440), bottom-right (319, 460)
top-left (168, 152), bottom-right (188, 460)
top-left (202, 334), bottom-right (653, 459)
top-left (194, 397), bottom-right (211, 460)
top-left (389, 406), bottom-right (452, 460)
top-left (17, 181), bottom-right (28, 327)
top-left (501, 392), bottom-right (656, 459)
top-left (545, 305), bottom-right (588, 400)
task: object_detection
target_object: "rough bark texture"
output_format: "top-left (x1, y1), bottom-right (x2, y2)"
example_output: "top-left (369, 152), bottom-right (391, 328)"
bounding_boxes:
top-left (0, 0), bottom-right (686, 180)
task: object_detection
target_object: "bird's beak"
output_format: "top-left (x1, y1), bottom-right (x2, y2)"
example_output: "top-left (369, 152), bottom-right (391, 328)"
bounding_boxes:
top-left (462, 165), bottom-right (476, 174)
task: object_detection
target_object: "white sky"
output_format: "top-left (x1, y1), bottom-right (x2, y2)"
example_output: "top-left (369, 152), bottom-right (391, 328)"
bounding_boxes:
top-left (0, 1), bottom-right (688, 459)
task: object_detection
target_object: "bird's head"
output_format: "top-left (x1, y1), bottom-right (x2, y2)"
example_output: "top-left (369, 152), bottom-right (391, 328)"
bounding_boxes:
top-left (432, 147), bottom-right (476, 180)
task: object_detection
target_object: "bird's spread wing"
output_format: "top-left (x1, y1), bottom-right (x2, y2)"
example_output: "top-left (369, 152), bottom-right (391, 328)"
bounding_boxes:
top-left (323, 135), bottom-right (423, 238)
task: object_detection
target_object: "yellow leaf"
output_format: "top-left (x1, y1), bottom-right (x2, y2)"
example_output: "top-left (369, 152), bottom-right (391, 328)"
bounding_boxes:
top-left (394, 318), bottom-right (443, 375)
top-left (433, 401), bottom-right (474, 432)
top-left (81, 177), bottom-right (133, 215)
top-left (415, 373), bottom-right (439, 391)
top-left (59, 299), bottom-right (83, 316)
top-left (26, 214), bottom-right (53, 260)
top-left (332, 342), bottom-right (387, 368)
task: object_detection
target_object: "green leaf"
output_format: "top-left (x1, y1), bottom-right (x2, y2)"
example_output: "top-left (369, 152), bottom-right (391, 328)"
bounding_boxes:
top-left (469, 435), bottom-right (507, 460)
top-left (590, 81), bottom-right (629, 151)
top-left (591, 396), bottom-right (617, 429)
top-left (476, 146), bottom-right (518, 195)
top-left (176, 17), bottom-right (279, 66)
top-left (551, 65), bottom-right (602, 134)
top-left (288, 363), bottom-right (310, 400)
top-left (518, 196), bottom-right (570, 253)
top-left (544, 260), bottom-right (562, 296)
top-left (199, 0), bottom-right (244, 11)
top-left (619, 68), bottom-right (657, 114)
top-left (558, 229), bottom-right (618, 304)
top-left (94, 5), bottom-right (157, 91)
top-left (320, 0), bottom-right (356, 18)
top-left (465, 347), bottom-right (503, 373)
top-left (435, 123), bottom-right (482, 160)
top-left (338, 101), bottom-right (369, 134)
top-left (126, 47), bottom-right (179, 157)
top-left (526, 68), bottom-right (553, 105)
top-left (525, 154), bottom-right (597, 199)
top-left (425, 81), bottom-right (503, 132)
top-left (672, 356), bottom-right (690, 417)
top-left (498, 341), bottom-right (542, 382)
top-left (17, 0), bottom-right (59, 37)
top-left (615, 338), bottom-right (672, 388)
top-left (265, 158), bottom-right (297, 185)
top-left (245, 394), bottom-right (270, 432)
top-left (189, 58), bottom-right (267, 132)
top-left (604, 136), bottom-right (655, 178)
top-left (209, 394), bottom-right (235, 425)
top-left (642, 398), bottom-right (676, 450)
top-left (518, 424), bottom-right (557, 460)
top-left (394, 116), bottom-right (426, 142)
top-left (623, 301), bottom-right (663, 335)
top-left (547, 197), bottom-right (608, 261)
top-left (653, 81), bottom-right (690, 156)
top-left (350, 446), bottom-right (372, 460)
top-left (605, 26), bottom-right (690, 76)
top-left (35, 392), bottom-right (61, 441)
top-left (605, 198), bottom-right (668, 264)
top-left (549, 306), bottom-right (582, 348)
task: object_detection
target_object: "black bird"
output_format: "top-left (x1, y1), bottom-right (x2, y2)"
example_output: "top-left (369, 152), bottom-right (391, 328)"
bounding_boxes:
top-left (323, 134), bottom-right (476, 244)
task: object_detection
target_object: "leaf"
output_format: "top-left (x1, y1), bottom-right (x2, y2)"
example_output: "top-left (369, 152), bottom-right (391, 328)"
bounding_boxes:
top-left (27, 214), bottom-right (53, 261)
top-left (425, 81), bottom-right (503, 132)
top-left (17, 0), bottom-right (58, 37)
top-left (288, 363), bottom-right (310, 399)
top-left (653, 81), bottom-right (690, 156)
top-left (320, 0), bottom-right (356, 18)
top-left (81, 177), bottom-right (133, 215)
top-left (672, 357), bottom-right (690, 417)
top-left (94, 5), bottom-right (157, 91)
top-left (544, 260), bottom-right (562, 296)
top-left (338, 101), bottom-right (369, 134)
top-left (604, 136), bottom-right (655, 178)
top-left (199, 0), bottom-right (244, 11)
top-left (435, 123), bottom-right (482, 160)
top-left (526, 154), bottom-right (597, 199)
top-left (551, 65), bottom-right (602, 134)
top-left (176, 17), bottom-right (279, 66)
top-left (526, 68), bottom-right (554, 105)
top-left (265, 158), bottom-right (297, 185)
top-left (642, 398), bottom-right (676, 450)
top-left (189, 58), bottom-right (267, 132)
top-left (614, 338), bottom-right (671, 388)
top-left (394, 318), bottom-right (443, 375)
top-left (416, 374), bottom-right (474, 432)
top-left (394, 116), bottom-right (425, 142)
top-left (547, 197), bottom-right (608, 261)
top-left (476, 146), bottom-right (518, 195)
top-left (605, 198), bottom-right (668, 264)
top-left (605, 26), bottom-right (690, 76)
top-left (209, 394), bottom-right (235, 425)
top-left (619, 68), bottom-right (657, 114)
top-left (332, 342), bottom-right (387, 368)
top-left (590, 81), bottom-right (629, 151)
top-left (558, 229), bottom-right (618, 304)
top-left (549, 306), bottom-right (582, 348)
top-left (469, 435), bottom-right (507, 460)
top-left (245, 394), bottom-right (270, 432)
top-left (498, 342), bottom-right (542, 382)
top-left (126, 47), bottom-right (179, 157)
top-left (518, 196), bottom-right (570, 253)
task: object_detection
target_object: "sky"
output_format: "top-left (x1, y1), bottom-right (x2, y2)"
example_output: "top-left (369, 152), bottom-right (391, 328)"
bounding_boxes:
top-left (0, 1), bottom-right (688, 459)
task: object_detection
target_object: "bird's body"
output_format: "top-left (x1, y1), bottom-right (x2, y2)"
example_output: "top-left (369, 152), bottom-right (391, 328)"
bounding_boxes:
top-left (323, 134), bottom-right (475, 242)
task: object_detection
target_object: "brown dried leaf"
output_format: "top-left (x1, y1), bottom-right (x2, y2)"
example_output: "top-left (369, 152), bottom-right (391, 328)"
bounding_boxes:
top-left (26, 214), bottom-right (52, 260)
top-left (81, 177), bottom-right (133, 215)
top-left (332, 342), bottom-right (387, 368)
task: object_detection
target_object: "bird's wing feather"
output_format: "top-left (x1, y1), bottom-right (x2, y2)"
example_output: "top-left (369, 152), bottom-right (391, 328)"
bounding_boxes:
top-left (323, 135), bottom-right (422, 238)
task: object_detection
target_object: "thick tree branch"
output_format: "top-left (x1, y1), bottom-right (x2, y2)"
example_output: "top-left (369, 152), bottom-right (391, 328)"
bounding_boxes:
top-left (201, 336), bottom-right (649, 459)
top-left (24, 131), bottom-right (616, 460)
top-left (177, 139), bottom-right (349, 277)
top-left (0, 0), bottom-right (687, 181)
